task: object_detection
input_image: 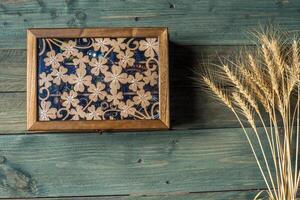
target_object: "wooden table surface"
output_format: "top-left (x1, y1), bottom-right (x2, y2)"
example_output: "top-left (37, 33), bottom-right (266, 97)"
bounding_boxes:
top-left (0, 0), bottom-right (299, 199)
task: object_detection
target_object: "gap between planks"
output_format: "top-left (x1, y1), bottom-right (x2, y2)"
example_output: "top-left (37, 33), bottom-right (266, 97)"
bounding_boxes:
top-left (0, 189), bottom-right (262, 200)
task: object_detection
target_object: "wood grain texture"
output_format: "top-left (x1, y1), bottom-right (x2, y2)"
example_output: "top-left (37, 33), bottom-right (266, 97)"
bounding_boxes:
top-left (0, 1), bottom-right (288, 198)
top-left (0, 0), bottom-right (300, 48)
top-left (159, 29), bottom-right (170, 128)
top-left (0, 190), bottom-right (259, 200)
top-left (0, 128), bottom-right (266, 198)
top-left (26, 30), bottom-right (37, 130)
top-left (29, 27), bottom-right (168, 38)
top-left (0, 93), bottom-right (26, 134)
top-left (29, 120), bottom-right (169, 132)
top-left (0, 49), bottom-right (26, 92)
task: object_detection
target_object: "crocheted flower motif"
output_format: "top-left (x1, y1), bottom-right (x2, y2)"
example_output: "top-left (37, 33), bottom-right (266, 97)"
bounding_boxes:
top-left (37, 37), bottom-right (160, 121)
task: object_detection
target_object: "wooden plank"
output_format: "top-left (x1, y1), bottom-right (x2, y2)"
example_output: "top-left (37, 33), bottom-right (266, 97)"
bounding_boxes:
top-left (0, 89), bottom-right (246, 133)
top-left (0, 128), bottom-right (266, 198)
top-left (0, 92), bottom-right (25, 134)
top-left (0, 0), bottom-right (300, 48)
top-left (0, 49), bottom-right (26, 92)
top-left (0, 46), bottom-right (240, 92)
top-left (1, 190), bottom-right (259, 200)
top-left (0, 46), bottom-right (266, 133)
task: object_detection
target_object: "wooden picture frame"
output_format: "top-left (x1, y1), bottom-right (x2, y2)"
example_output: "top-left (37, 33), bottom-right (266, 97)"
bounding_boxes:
top-left (27, 28), bottom-right (169, 132)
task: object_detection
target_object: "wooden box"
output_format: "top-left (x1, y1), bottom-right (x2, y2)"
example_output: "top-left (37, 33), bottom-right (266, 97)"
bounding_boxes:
top-left (27, 28), bottom-right (169, 132)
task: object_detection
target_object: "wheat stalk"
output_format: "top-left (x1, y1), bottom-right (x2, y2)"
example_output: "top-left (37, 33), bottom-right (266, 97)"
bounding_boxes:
top-left (200, 28), bottom-right (300, 200)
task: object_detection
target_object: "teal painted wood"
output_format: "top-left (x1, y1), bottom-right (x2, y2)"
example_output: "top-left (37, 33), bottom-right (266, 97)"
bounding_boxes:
top-left (0, 1), bottom-right (288, 199)
top-left (4, 190), bottom-right (259, 200)
top-left (0, 49), bottom-right (26, 92)
top-left (0, 93), bottom-right (25, 134)
top-left (0, 128), bottom-right (266, 198)
top-left (0, 0), bottom-right (300, 48)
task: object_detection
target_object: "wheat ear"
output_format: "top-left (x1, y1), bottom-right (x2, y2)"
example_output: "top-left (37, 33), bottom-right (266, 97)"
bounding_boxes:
top-left (202, 76), bottom-right (233, 109)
